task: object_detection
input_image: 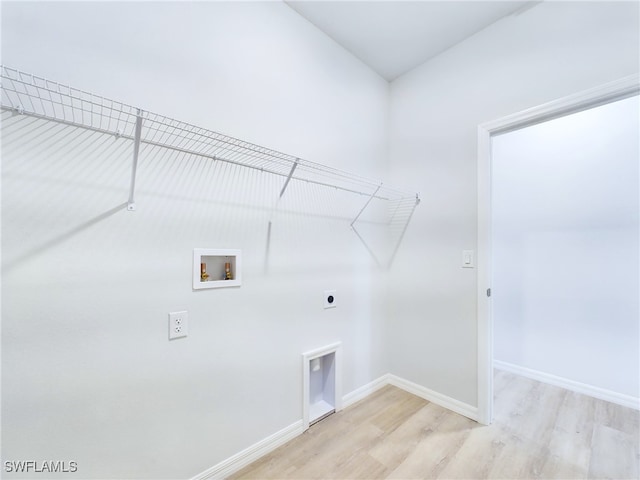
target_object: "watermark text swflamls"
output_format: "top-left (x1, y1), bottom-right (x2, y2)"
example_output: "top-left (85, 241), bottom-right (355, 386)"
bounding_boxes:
top-left (4, 460), bottom-right (78, 473)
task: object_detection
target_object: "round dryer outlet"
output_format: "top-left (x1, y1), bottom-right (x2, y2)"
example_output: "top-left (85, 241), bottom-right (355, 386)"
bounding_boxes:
top-left (324, 290), bottom-right (337, 309)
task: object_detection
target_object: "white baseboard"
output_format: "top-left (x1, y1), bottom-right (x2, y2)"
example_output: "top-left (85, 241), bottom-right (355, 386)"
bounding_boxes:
top-left (192, 373), bottom-right (479, 479)
top-left (343, 373), bottom-right (391, 408)
top-left (190, 375), bottom-right (390, 480)
top-left (388, 374), bottom-right (479, 421)
top-left (494, 360), bottom-right (640, 410)
top-left (191, 420), bottom-right (304, 480)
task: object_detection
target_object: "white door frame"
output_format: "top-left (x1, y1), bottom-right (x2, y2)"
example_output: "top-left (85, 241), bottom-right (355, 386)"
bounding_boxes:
top-left (476, 74), bottom-right (640, 425)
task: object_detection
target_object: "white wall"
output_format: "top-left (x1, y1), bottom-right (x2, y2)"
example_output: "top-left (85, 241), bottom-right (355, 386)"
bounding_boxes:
top-left (1, 2), bottom-right (390, 478)
top-left (3, 1), bottom-right (640, 477)
top-left (492, 96), bottom-right (639, 397)
top-left (387, 1), bottom-right (639, 406)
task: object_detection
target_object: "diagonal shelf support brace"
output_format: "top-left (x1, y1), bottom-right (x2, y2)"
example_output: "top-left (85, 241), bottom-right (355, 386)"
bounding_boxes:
top-left (350, 183), bottom-right (383, 267)
top-left (351, 225), bottom-right (382, 267)
top-left (279, 158), bottom-right (299, 199)
top-left (351, 183), bottom-right (382, 227)
top-left (265, 158), bottom-right (300, 273)
top-left (386, 194), bottom-right (420, 268)
top-left (127, 109), bottom-right (144, 211)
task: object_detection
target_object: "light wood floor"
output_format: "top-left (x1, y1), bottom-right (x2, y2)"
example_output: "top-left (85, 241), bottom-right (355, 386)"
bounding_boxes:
top-left (231, 371), bottom-right (640, 479)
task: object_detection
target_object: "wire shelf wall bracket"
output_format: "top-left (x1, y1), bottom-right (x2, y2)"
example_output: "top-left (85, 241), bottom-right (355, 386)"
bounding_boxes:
top-left (127, 109), bottom-right (144, 211)
top-left (1, 65), bottom-right (421, 266)
top-left (265, 157), bottom-right (301, 272)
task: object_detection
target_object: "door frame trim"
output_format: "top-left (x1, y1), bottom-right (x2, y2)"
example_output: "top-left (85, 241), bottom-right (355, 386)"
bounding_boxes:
top-left (476, 74), bottom-right (640, 425)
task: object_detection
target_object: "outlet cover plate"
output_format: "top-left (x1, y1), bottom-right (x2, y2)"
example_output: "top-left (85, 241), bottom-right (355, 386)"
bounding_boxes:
top-left (324, 290), bottom-right (337, 309)
top-left (169, 311), bottom-right (188, 340)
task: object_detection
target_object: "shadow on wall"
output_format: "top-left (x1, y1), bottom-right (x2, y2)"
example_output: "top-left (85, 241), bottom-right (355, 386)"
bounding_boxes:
top-left (2, 202), bottom-right (128, 274)
top-left (2, 112), bottom-right (418, 276)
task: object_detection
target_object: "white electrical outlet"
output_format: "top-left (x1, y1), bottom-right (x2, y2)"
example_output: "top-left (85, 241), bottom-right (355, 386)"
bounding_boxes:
top-left (169, 311), bottom-right (188, 340)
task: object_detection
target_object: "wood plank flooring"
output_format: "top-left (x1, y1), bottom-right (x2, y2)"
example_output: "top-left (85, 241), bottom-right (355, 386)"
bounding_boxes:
top-left (231, 370), bottom-right (640, 480)
top-left (231, 371), bottom-right (640, 479)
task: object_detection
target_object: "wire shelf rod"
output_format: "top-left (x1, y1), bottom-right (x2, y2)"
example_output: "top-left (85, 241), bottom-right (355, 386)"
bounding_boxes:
top-left (1, 65), bottom-right (418, 204)
top-left (1, 104), bottom-right (398, 201)
top-left (1, 106), bottom-right (399, 202)
top-left (0, 105), bottom-right (133, 141)
top-left (138, 135), bottom-right (396, 200)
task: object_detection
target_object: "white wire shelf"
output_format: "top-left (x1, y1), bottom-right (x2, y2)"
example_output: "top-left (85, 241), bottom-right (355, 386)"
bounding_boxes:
top-left (1, 65), bottom-right (420, 267)
top-left (0, 65), bottom-right (419, 204)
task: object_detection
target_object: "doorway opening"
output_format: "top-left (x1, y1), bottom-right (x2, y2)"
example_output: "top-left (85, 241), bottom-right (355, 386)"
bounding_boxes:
top-left (476, 75), bottom-right (640, 424)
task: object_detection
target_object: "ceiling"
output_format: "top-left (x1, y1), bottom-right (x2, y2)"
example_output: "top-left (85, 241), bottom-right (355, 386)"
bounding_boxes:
top-left (286, 1), bottom-right (537, 81)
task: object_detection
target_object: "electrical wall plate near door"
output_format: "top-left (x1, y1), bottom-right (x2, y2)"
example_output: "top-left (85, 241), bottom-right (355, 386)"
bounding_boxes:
top-left (462, 250), bottom-right (475, 268)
